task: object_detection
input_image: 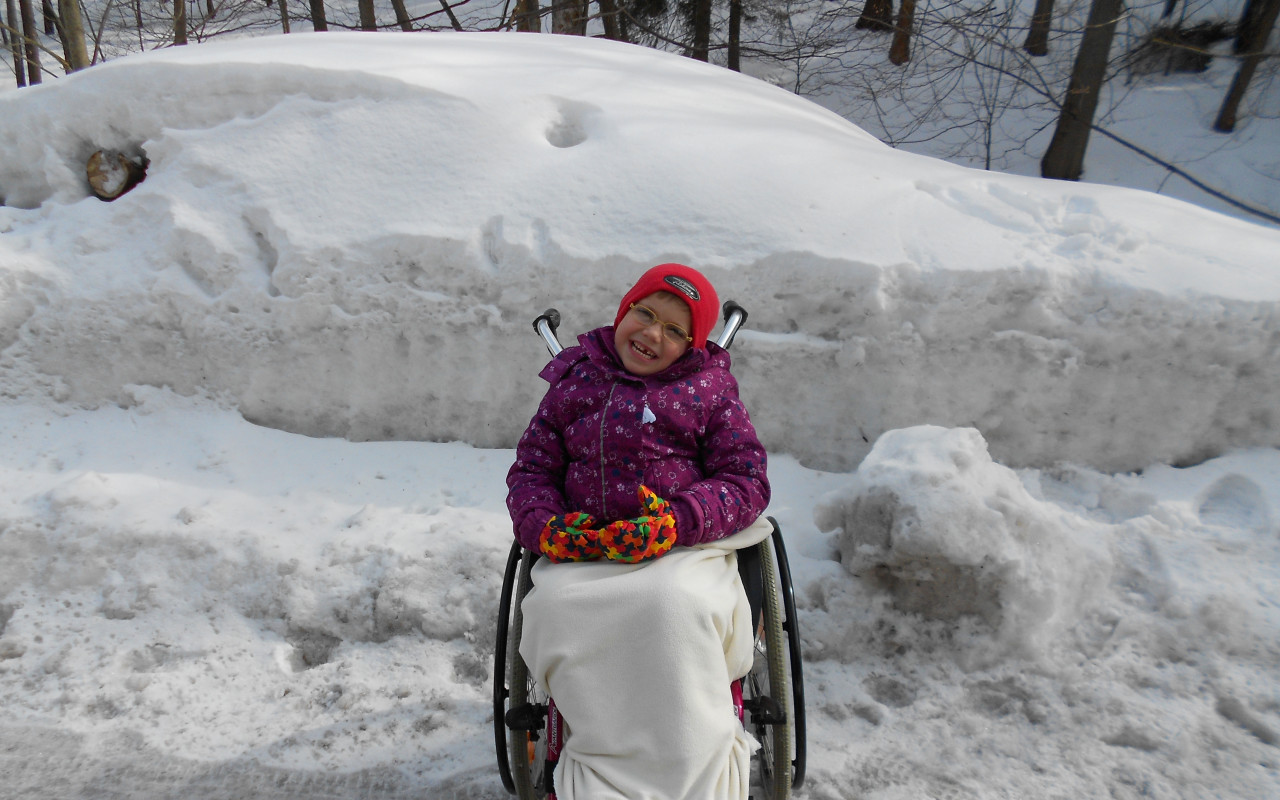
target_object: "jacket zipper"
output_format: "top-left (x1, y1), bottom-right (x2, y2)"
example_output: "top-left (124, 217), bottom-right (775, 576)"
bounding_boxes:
top-left (599, 382), bottom-right (619, 520)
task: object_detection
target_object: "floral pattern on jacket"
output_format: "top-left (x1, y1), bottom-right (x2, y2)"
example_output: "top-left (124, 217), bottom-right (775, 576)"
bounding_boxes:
top-left (506, 327), bottom-right (770, 552)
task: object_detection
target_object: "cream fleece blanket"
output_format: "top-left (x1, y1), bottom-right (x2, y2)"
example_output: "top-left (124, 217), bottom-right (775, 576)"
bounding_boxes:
top-left (518, 516), bottom-right (773, 800)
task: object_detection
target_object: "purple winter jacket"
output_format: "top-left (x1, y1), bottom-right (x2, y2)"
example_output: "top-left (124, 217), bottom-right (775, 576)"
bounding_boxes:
top-left (506, 326), bottom-right (770, 552)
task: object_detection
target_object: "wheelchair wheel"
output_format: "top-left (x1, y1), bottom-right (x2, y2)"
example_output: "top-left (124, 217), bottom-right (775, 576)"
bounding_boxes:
top-left (494, 545), bottom-right (549, 798)
top-left (744, 534), bottom-right (791, 799)
top-left (744, 520), bottom-right (807, 799)
top-left (507, 551), bottom-right (551, 799)
top-left (771, 521), bottom-right (807, 790)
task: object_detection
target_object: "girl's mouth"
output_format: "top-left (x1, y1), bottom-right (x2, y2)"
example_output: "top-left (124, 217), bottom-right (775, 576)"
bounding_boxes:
top-left (630, 341), bottom-right (658, 360)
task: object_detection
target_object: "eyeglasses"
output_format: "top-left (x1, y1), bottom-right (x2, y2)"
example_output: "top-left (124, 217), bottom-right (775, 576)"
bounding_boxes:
top-left (628, 303), bottom-right (692, 345)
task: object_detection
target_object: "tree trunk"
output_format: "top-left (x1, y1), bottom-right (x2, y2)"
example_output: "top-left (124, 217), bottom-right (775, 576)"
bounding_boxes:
top-left (1214, 0), bottom-right (1280, 132)
top-left (856, 0), bottom-right (893, 32)
top-left (514, 0), bottom-right (539, 31)
top-left (390, 0), bottom-right (412, 30)
top-left (18, 0), bottom-right (39, 83)
top-left (1233, 0), bottom-right (1266, 53)
top-left (308, 0), bottom-right (326, 30)
top-left (690, 0), bottom-right (711, 61)
top-left (888, 0), bottom-right (915, 65)
top-left (1023, 0), bottom-right (1054, 56)
top-left (6, 0), bottom-right (26, 86)
top-left (438, 0), bottom-right (463, 31)
top-left (40, 0), bottom-right (51, 35)
top-left (551, 0), bottom-right (585, 33)
top-left (551, 0), bottom-right (587, 33)
top-left (599, 0), bottom-right (622, 40)
top-left (173, 0), bottom-right (187, 44)
top-left (1041, 0), bottom-right (1122, 180)
top-left (57, 0), bottom-right (87, 69)
top-left (357, 0), bottom-right (375, 30)
top-left (727, 0), bottom-right (741, 70)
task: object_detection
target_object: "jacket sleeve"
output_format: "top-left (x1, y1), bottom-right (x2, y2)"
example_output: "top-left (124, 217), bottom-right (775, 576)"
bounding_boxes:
top-left (669, 374), bottom-right (770, 546)
top-left (505, 350), bottom-right (584, 551)
top-left (506, 388), bottom-right (569, 551)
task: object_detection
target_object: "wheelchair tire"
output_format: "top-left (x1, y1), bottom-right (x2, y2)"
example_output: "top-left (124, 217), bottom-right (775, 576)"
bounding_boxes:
top-left (745, 535), bottom-right (793, 800)
top-left (494, 542), bottom-right (522, 795)
top-left (507, 551), bottom-right (549, 800)
top-left (770, 521), bottom-right (807, 790)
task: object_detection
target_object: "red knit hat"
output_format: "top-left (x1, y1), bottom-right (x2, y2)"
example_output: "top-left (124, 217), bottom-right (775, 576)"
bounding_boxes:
top-left (614, 264), bottom-right (720, 349)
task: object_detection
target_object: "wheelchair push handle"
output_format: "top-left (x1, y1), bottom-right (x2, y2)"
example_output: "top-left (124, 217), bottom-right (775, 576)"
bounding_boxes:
top-left (534, 309), bottom-right (563, 357)
top-left (715, 301), bottom-right (748, 350)
top-left (532, 301), bottom-right (748, 357)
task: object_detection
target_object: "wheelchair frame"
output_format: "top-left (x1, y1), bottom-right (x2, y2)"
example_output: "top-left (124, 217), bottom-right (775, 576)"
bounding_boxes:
top-left (493, 302), bottom-right (806, 799)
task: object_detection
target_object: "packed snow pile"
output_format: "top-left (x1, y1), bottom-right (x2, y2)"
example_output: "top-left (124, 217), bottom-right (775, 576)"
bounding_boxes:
top-left (815, 426), bottom-right (1112, 662)
top-left (2, 33), bottom-right (1280, 472)
top-left (5, 393), bottom-right (1276, 799)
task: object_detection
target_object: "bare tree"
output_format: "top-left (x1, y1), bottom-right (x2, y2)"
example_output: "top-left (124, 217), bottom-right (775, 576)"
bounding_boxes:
top-left (1233, 0), bottom-right (1267, 53)
top-left (728, 0), bottom-right (741, 69)
top-left (58, 0), bottom-right (88, 69)
top-left (551, 0), bottom-right (588, 33)
top-left (888, 0), bottom-right (915, 64)
top-left (600, 0), bottom-right (622, 39)
top-left (391, 0), bottom-right (413, 30)
top-left (1023, 0), bottom-right (1054, 56)
top-left (1041, 0), bottom-right (1123, 180)
top-left (6, 0), bottom-right (26, 85)
top-left (308, 0), bottom-right (327, 30)
top-left (690, 0), bottom-right (711, 59)
top-left (358, 0), bottom-right (375, 30)
top-left (856, 0), bottom-right (893, 32)
top-left (513, 0), bottom-right (540, 31)
top-left (1214, 0), bottom-right (1280, 132)
top-left (174, 0), bottom-right (187, 44)
top-left (18, 0), bottom-right (39, 81)
top-left (439, 0), bottom-right (464, 30)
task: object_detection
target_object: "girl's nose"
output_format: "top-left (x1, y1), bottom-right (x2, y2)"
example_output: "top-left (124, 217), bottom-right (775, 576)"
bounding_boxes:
top-left (639, 321), bottom-right (664, 343)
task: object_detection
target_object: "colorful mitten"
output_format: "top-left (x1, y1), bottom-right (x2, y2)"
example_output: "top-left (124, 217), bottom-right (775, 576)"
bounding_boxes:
top-left (599, 486), bottom-right (677, 563)
top-left (538, 512), bottom-right (603, 563)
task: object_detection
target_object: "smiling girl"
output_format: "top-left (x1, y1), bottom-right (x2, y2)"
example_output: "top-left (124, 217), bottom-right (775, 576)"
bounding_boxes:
top-left (504, 263), bottom-right (772, 799)
top-left (506, 262), bottom-right (770, 560)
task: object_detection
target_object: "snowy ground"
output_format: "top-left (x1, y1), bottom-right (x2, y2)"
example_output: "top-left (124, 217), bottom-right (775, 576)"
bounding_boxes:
top-left (1, 32), bottom-right (1278, 799)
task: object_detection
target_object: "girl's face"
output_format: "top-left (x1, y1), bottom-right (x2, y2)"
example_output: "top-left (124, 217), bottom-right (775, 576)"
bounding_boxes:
top-left (614, 291), bottom-right (693, 376)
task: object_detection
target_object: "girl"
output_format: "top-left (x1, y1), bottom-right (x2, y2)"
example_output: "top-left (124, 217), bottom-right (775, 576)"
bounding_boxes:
top-left (506, 264), bottom-right (772, 800)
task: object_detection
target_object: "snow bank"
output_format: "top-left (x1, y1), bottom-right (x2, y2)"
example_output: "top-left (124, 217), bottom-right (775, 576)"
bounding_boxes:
top-left (2, 33), bottom-right (1279, 473)
top-left (0, 390), bottom-right (513, 782)
top-left (4, 393), bottom-right (1276, 797)
top-left (797, 428), bottom-right (1280, 798)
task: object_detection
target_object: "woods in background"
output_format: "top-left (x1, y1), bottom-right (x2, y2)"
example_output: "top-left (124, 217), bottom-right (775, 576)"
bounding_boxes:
top-left (3, 0), bottom-right (1277, 218)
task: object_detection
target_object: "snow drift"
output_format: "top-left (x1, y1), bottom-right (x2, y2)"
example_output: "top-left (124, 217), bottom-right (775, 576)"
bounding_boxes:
top-left (2, 33), bottom-right (1279, 473)
top-left (815, 425), bottom-right (1113, 662)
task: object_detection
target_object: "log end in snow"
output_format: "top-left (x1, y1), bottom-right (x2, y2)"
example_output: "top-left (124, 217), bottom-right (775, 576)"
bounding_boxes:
top-left (87, 149), bottom-right (147, 201)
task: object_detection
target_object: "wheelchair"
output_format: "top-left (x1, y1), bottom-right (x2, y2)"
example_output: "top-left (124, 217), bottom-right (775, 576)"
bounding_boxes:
top-left (493, 303), bottom-right (807, 799)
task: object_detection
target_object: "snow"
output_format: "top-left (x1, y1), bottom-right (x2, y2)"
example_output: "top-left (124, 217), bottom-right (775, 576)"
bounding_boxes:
top-left (0, 31), bottom-right (1277, 798)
